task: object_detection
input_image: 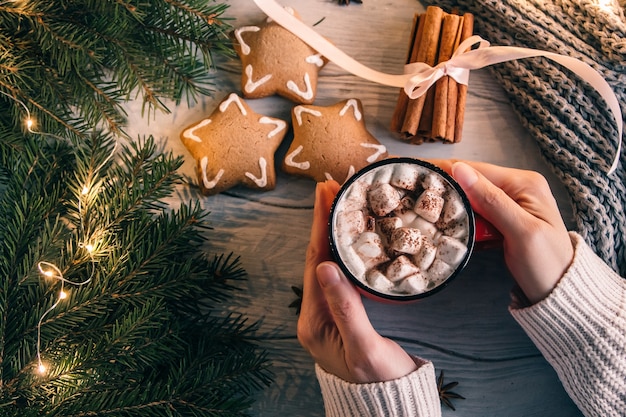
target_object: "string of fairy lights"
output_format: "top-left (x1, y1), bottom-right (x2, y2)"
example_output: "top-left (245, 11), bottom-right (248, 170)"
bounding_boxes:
top-left (1, 90), bottom-right (117, 375)
top-left (2, 0), bottom-right (619, 378)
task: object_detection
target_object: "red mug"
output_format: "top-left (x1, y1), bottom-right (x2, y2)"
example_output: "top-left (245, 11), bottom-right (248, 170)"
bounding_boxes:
top-left (329, 157), bottom-right (501, 303)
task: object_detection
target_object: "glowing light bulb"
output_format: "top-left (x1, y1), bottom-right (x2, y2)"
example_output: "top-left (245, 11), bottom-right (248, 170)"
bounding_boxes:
top-left (44, 270), bottom-right (54, 278)
top-left (26, 118), bottom-right (34, 129)
top-left (85, 243), bottom-right (94, 253)
top-left (59, 290), bottom-right (67, 299)
top-left (81, 186), bottom-right (90, 195)
top-left (38, 363), bottom-right (46, 374)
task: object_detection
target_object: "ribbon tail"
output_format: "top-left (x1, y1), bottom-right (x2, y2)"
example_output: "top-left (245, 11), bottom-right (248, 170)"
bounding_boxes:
top-left (454, 46), bottom-right (623, 174)
top-left (252, 0), bottom-right (410, 88)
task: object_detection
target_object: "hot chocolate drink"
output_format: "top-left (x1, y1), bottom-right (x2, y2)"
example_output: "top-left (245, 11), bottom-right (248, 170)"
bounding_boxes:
top-left (330, 158), bottom-right (474, 300)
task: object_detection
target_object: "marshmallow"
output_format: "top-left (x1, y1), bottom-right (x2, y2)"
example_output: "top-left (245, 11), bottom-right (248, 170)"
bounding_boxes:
top-left (408, 216), bottom-right (438, 238)
top-left (413, 238), bottom-right (437, 270)
top-left (427, 258), bottom-right (454, 285)
top-left (393, 195), bottom-right (415, 216)
top-left (386, 255), bottom-right (419, 282)
top-left (335, 210), bottom-right (366, 245)
top-left (394, 195), bottom-right (417, 225)
top-left (437, 235), bottom-right (467, 266)
top-left (389, 227), bottom-right (422, 254)
top-left (422, 173), bottom-right (447, 195)
top-left (396, 206), bottom-right (417, 226)
top-left (371, 165), bottom-right (393, 186)
top-left (398, 272), bottom-right (430, 294)
top-left (377, 217), bottom-right (402, 240)
top-left (352, 232), bottom-right (389, 268)
top-left (442, 197), bottom-right (465, 223)
top-left (340, 179), bottom-right (369, 212)
top-left (368, 183), bottom-right (401, 216)
top-left (413, 190), bottom-right (444, 223)
top-left (440, 218), bottom-right (469, 240)
top-left (366, 269), bottom-right (395, 294)
top-left (341, 245), bottom-right (367, 279)
top-left (390, 164), bottom-right (419, 191)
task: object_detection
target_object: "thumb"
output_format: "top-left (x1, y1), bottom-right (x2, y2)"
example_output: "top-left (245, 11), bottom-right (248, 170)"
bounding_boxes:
top-left (316, 262), bottom-right (377, 348)
top-left (451, 162), bottom-right (525, 236)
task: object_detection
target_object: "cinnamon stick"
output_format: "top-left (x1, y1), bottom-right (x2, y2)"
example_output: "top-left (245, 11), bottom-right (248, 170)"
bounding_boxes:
top-left (444, 17), bottom-right (464, 141)
top-left (454, 13), bottom-right (474, 142)
top-left (431, 14), bottom-right (462, 141)
top-left (400, 6), bottom-right (444, 137)
top-left (416, 78), bottom-right (436, 142)
top-left (391, 7), bottom-right (474, 145)
top-left (390, 13), bottom-right (422, 133)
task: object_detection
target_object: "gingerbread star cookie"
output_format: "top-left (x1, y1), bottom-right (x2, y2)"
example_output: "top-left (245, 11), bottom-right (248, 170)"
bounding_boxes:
top-left (232, 7), bottom-right (328, 104)
top-left (282, 99), bottom-right (388, 183)
top-left (180, 93), bottom-right (287, 195)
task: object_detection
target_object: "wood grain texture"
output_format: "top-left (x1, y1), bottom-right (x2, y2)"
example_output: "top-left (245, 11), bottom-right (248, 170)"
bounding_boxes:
top-left (123, 0), bottom-right (582, 415)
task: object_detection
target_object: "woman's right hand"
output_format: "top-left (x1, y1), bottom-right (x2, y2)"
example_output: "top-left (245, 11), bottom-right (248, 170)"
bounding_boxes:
top-left (439, 160), bottom-right (574, 305)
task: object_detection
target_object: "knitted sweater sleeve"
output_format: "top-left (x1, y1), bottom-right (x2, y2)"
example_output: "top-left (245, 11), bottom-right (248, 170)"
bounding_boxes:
top-left (509, 232), bottom-right (626, 417)
top-left (314, 357), bottom-right (441, 417)
top-left (314, 232), bottom-right (625, 416)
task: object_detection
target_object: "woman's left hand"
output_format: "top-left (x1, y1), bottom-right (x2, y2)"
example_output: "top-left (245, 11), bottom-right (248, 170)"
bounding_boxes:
top-left (297, 180), bottom-right (418, 383)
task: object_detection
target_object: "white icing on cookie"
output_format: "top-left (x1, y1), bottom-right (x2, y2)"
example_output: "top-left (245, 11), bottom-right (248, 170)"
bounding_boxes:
top-left (287, 72), bottom-right (313, 101)
top-left (259, 117), bottom-right (287, 138)
top-left (339, 99), bottom-right (362, 121)
top-left (200, 156), bottom-right (224, 189)
top-left (244, 65), bottom-right (272, 93)
top-left (361, 143), bottom-right (387, 163)
top-left (182, 119), bottom-right (211, 143)
top-left (219, 93), bottom-right (247, 116)
top-left (285, 145), bottom-right (311, 170)
top-left (234, 26), bottom-right (260, 55)
top-left (245, 157), bottom-right (268, 187)
top-left (306, 54), bottom-right (325, 67)
top-left (294, 105), bottom-right (322, 126)
top-left (324, 165), bottom-right (355, 184)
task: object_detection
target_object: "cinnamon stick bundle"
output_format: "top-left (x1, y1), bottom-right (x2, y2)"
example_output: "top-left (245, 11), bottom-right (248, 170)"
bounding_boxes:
top-left (391, 6), bottom-right (474, 144)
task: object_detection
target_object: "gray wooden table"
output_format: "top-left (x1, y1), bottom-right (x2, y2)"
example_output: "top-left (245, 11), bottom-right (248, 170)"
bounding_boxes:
top-left (125, 0), bottom-right (583, 415)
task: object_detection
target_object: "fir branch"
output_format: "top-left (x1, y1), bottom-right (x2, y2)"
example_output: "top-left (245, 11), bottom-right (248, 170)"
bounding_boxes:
top-left (0, 81), bottom-right (86, 140)
top-left (0, 134), bottom-right (272, 416)
top-left (0, 2), bottom-right (272, 415)
top-left (0, 0), bottom-right (233, 137)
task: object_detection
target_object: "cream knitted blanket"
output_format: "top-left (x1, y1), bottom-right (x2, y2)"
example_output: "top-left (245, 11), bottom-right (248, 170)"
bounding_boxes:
top-left (421, 0), bottom-right (626, 274)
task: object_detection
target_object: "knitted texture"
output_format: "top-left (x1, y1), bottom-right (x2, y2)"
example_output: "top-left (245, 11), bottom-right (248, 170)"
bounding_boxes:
top-left (315, 359), bottom-right (441, 417)
top-left (421, 0), bottom-right (626, 274)
top-left (510, 232), bottom-right (626, 417)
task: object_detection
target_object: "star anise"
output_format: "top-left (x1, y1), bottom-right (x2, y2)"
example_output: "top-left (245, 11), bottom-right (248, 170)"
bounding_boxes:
top-left (289, 285), bottom-right (303, 315)
top-left (337, 0), bottom-right (362, 5)
top-left (437, 370), bottom-right (465, 411)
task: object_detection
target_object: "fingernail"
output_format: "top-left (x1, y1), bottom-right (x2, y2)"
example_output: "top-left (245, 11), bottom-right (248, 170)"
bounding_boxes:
top-left (317, 263), bottom-right (341, 288)
top-left (452, 162), bottom-right (478, 188)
